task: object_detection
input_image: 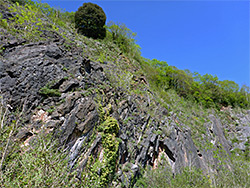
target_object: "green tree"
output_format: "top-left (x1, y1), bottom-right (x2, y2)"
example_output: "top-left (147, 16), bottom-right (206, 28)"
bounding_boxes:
top-left (164, 66), bottom-right (193, 97)
top-left (75, 2), bottom-right (106, 39)
top-left (149, 59), bottom-right (170, 89)
top-left (106, 21), bottom-right (141, 58)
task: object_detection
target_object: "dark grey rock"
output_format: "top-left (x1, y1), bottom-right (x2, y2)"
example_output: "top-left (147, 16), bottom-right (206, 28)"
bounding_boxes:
top-left (75, 98), bottom-right (96, 119)
top-left (150, 133), bottom-right (157, 143)
top-left (120, 133), bottom-right (128, 141)
top-left (59, 106), bottom-right (78, 145)
top-left (44, 120), bottom-right (61, 129)
top-left (59, 79), bottom-right (80, 93)
top-left (208, 115), bottom-right (231, 154)
top-left (0, 42), bottom-right (68, 109)
top-left (58, 92), bottom-right (81, 115)
top-left (131, 164), bottom-right (138, 172)
top-left (76, 111), bottom-right (98, 134)
top-left (45, 43), bottom-right (62, 59)
top-left (15, 128), bottom-right (33, 142)
top-left (69, 135), bottom-right (87, 169)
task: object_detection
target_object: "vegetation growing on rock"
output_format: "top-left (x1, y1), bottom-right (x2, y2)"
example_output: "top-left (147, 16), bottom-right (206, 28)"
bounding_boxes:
top-left (0, 0), bottom-right (250, 187)
top-left (81, 104), bottom-right (119, 187)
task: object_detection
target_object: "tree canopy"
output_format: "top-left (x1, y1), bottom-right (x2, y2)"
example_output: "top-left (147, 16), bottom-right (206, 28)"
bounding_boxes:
top-left (75, 2), bottom-right (106, 39)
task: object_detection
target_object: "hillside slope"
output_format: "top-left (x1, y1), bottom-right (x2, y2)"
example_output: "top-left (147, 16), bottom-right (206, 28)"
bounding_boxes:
top-left (0, 0), bottom-right (250, 187)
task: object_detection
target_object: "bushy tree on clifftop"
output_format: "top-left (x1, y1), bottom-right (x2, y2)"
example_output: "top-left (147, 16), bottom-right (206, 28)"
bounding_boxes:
top-left (75, 2), bottom-right (106, 39)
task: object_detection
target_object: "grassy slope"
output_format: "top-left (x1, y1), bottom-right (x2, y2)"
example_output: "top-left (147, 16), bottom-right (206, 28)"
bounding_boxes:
top-left (0, 0), bottom-right (250, 187)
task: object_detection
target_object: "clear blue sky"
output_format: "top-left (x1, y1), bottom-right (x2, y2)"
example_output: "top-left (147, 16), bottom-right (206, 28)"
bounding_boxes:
top-left (41, 0), bottom-right (250, 87)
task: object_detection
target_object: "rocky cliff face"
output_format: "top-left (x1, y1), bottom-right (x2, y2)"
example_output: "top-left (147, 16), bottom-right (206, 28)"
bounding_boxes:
top-left (1, 1), bottom-right (250, 187)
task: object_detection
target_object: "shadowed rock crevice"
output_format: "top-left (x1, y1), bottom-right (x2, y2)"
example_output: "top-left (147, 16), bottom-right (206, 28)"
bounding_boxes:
top-left (159, 141), bottom-right (176, 162)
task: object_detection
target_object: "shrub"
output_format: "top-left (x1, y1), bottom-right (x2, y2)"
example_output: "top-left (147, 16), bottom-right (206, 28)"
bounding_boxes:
top-left (1, 134), bottom-right (79, 187)
top-left (0, 102), bottom-right (79, 187)
top-left (82, 104), bottom-right (120, 187)
top-left (75, 2), bottom-right (106, 39)
top-left (106, 21), bottom-right (141, 59)
top-left (136, 166), bottom-right (211, 188)
top-left (39, 85), bottom-right (61, 97)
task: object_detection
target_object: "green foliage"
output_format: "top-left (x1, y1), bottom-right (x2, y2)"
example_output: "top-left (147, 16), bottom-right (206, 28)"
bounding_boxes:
top-left (1, 134), bottom-right (79, 187)
top-left (75, 2), bottom-right (106, 39)
top-left (34, 1), bottom-right (75, 28)
top-left (106, 21), bottom-right (141, 59)
top-left (4, 0), bottom-right (75, 41)
top-left (39, 83), bottom-right (61, 97)
top-left (136, 155), bottom-right (250, 188)
top-left (244, 137), bottom-right (250, 161)
top-left (97, 111), bottom-right (120, 187)
top-left (1, 1), bottom-right (250, 187)
top-left (231, 137), bottom-right (239, 144)
top-left (5, 0), bottom-right (248, 111)
top-left (82, 103), bottom-right (119, 187)
top-left (8, 1), bottom-right (43, 39)
top-left (0, 13), bottom-right (8, 29)
top-left (46, 106), bottom-right (56, 114)
top-left (136, 166), bottom-right (211, 188)
top-left (0, 102), bottom-right (79, 187)
top-left (142, 58), bottom-right (250, 110)
top-left (212, 157), bottom-right (250, 188)
top-left (98, 117), bottom-right (119, 136)
top-left (0, 102), bottom-right (22, 182)
top-left (117, 71), bottom-right (134, 91)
